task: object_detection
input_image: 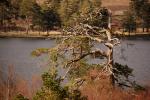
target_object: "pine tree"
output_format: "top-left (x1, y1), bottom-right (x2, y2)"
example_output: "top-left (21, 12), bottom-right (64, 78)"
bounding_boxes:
top-left (91, 0), bottom-right (101, 9)
top-left (59, 0), bottom-right (80, 26)
top-left (130, 0), bottom-right (150, 32)
top-left (122, 11), bottom-right (136, 33)
top-left (20, 0), bottom-right (35, 34)
top-left (78, 0), bottom-right (92, 16)
top-left (44, 0), bottom-right (61, 11)
top-left (0, 0), bottom-right (11, 30)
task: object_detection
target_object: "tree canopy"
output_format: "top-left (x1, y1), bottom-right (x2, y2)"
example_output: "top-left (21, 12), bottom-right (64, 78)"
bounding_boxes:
top-left (125, 0), bottom-right (150, 32)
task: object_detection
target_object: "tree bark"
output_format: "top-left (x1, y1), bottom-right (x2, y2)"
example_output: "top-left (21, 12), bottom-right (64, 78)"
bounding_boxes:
top-left (26, 16), bottom-right (30, 34)
top-left (110, 49), bottom-right (115, 86)
top-left (143, 27), bottom-right (145, 32)
top-left (146, 27), bottom-right (149, 32)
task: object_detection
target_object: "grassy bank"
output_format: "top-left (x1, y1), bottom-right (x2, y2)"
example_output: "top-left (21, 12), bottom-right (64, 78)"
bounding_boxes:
top-left (113, 32), bottom-right (150, 40)
top-left (0, 31), bottom-right (150, 40)
top-left (0, 31), bottom-right (62, 39)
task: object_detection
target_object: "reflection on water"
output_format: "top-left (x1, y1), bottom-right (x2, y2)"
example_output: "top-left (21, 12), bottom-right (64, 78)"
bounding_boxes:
top-left (120, 47), bottom-right (127, 61)
top-left (114, 40), bottom-right (150, 86)
top-left (0, 38), bottom-right (150, 85)
top-left (0, 38), bottom-right (55, 81)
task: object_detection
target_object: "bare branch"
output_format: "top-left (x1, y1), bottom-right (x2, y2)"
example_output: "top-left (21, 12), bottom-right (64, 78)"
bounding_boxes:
top-left (66, 49), bottom-right (106, 67)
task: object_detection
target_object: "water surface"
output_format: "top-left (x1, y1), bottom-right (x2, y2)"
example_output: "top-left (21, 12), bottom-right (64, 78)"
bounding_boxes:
top-left (0, 38), bottom-right (150, 85)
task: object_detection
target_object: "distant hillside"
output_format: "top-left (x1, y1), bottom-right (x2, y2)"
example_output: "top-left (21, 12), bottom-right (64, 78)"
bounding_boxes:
top-left (36, 0), bottom-right (130, 12)
top-left (36, 0), bottom-right (129, 6)
top-left (102, 0), bottom-right (130, 6)
top-left (101, 0), bottom-right (130, 13)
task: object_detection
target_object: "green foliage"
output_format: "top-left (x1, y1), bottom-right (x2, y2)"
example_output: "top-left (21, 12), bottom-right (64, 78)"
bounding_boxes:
top-left (14, 94), bottom-right (29, 100)
top-left (129, 0), bottom-right (150, 32)
top-left (31, 2), bottom-right (43, 27)
top-left (131, 81), bottom-right (146, 91)
top-left (59, 0), bottom-right (80, 26)
top-left (78, 0), bottom-right (92, 16)
top-left (31, 2), bottom-right (61, 31)
top-left (0, 0), bottom-right (22, 21)
top-left (31, 36), bottom-right (95, 99)
top-left (77, 7), bottom-right (110, 28)
top-left (58, 0), bottom-right (103, 27)
top-left (122, 11), bottom-right (136, 33)
top-left (49, 48), bottom-right (58, 62)
top-left (0, 0), bottom-right (9, 6)
top-left (41, 9), bottom-right (61, 30)
top-left (0, 0), bottom-right (107, 31)
top-left (33, 71), bottom-right (87, 100)
top-left (114, 63), bottom-right (133, 80)
top-left (130, 0), bottom-right (148, 17)
top-left (91, 0), bottom-right (102, 9)
top-left (30, 35), bottom-right (142, 99)
top-left (19, 0), bottom-right (35, 17)
top-left (33, 71), bottom-right (68, 100)
top-left (141, 2), bottom-right (150, 31)
top-left (113, 63), bottom-right (145, 90)
top-left (0, 0), bottom-right (11, 26)
top-left (114, 62), bottom-right (133, 87)
top-left (0, 0), bottom-right (23, 30)
top-left (10, 0), bottom-right (23, 18)
top-left (43, 0), bottom-right (61, 11)
top-left (68, 60), bottom-right (90, 79)
top-left (31, 48), bottom-right (49, 57)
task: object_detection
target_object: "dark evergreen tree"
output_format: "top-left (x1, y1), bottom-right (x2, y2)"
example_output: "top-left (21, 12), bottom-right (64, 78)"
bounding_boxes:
top-left (122, 11), bottom-right (136, 33)
top-left (20, 0), bottom-right (35, 33)
top-left (42, 9), bottom-right (61, 33)
top-left (130, 0), bottom-right (150, 32)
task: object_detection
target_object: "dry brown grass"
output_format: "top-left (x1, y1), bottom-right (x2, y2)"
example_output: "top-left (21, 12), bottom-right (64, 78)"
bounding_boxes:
top-left (81, 77), bottom-right (150, 100)
top-left (80, 68), bottom-right (150, 100)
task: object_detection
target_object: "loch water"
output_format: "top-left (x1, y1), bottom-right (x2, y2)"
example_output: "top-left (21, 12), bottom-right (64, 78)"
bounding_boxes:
top-left (0, 38), bottom-right (150, 86)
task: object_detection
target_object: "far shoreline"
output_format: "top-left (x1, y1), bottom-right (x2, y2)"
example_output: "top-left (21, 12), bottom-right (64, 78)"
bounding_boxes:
top-left (0, 31), bottom-right (150, 40)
